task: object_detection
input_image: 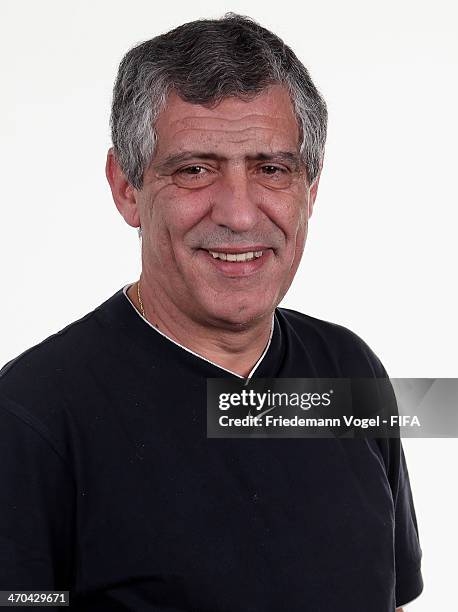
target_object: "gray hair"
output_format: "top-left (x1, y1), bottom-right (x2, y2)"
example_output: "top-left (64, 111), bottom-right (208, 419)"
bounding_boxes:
top-left (110, 12), bottom-right (327, 189)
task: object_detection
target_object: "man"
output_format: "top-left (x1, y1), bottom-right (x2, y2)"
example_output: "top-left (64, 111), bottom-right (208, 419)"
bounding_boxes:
top-left (0, 13), bottom-right (422, 611)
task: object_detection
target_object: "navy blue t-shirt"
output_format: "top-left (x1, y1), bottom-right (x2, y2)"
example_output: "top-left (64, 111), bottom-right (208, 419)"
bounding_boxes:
top-left (0, 286), bottom-right (423, 610)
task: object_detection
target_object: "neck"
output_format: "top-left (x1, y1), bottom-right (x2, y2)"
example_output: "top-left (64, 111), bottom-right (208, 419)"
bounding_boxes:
top-left (127, 279), bottom-right (273, 378)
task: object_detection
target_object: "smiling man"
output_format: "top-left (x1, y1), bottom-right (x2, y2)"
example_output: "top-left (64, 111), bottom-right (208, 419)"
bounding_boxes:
top-left (0, 13), bottom-right (422, 611)
top-left (107, 83), bottom-right (315, 377)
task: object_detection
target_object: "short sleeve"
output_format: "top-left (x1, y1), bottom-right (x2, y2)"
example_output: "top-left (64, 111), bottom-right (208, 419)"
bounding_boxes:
top-left (394, 441), bottom-right (424, 606)
top-left (0, 394), bottom-right (75, 590)
top-left (353, 339), bottom-right (424, 605)
top-left (377, 435), bottom-right (424, 607)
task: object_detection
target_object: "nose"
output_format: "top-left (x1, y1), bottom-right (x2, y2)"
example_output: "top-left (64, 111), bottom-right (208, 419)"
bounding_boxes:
top-left (209, 166), bottom-right (259, 233)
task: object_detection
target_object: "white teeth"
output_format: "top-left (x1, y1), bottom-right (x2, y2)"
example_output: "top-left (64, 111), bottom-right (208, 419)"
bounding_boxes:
top-left (208, 250), bottom-right (264, 262)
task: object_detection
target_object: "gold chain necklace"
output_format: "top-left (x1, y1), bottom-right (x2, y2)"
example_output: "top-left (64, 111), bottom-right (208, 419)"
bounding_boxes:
top-left (136, 280), bottom-right (158, 329)
top-left (136, 280), bottom-right (146, 319)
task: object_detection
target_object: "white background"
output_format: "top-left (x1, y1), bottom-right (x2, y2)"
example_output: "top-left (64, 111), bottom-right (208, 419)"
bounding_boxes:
top-left (1, 0), bottom-right (457, 608)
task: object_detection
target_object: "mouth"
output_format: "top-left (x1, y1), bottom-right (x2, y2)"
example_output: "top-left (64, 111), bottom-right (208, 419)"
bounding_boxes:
top-left (208, 249), bottom-right (264, 262)
top-left (197, 247), bottom-right (273, 277)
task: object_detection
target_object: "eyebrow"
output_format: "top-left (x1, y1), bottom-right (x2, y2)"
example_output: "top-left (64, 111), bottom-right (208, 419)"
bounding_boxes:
top-left (155, 150), bottom-right (302, 172)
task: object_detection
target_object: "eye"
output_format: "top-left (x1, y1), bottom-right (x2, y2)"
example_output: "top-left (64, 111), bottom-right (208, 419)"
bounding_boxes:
top-left (261, 165), bottom-right (286, 175)
top-left (257, 164), bottom-right (292, 188)
top-left (178, 165), bottom-right (207, 176)
top-left (173, 165), bottom-right (216, 188)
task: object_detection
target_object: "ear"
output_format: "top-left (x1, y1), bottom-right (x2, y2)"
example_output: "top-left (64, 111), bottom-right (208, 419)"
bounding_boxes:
top-left (307, 171), bottom-right (321, 219)
top-left (105, 147), bottom-right (140, 228)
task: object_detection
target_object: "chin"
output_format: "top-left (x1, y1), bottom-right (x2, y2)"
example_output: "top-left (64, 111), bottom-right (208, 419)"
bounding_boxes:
top-left (200, 296), bottom-right (274, 329)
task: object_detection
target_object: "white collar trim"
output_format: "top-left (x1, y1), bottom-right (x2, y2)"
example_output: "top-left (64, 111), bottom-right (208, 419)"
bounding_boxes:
top-left (122, 284), bottom-right (275, 380)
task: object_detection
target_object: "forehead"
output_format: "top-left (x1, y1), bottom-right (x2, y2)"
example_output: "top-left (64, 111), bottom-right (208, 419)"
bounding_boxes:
top-left (152, 84), bottom-right (300, 158)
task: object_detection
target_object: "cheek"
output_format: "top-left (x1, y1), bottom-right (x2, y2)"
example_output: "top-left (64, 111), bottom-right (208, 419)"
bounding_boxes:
top-left (147, 189), bottom-right (210, 250)
top-left (266, 194), bottom-right (307, 246)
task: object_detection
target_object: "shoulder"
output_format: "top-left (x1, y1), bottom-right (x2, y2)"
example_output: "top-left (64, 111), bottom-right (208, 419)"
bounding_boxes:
top-left (0, 289), bottom-right (126, 432)
top-left (1, 287), bottom-right (127, 374)
top-left (276, 306), bottom-right (388, 378)
top-left (1, 298), bottom-right (110, 383)
top-left (277, 306), bottom-right (371, 350)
